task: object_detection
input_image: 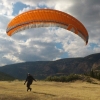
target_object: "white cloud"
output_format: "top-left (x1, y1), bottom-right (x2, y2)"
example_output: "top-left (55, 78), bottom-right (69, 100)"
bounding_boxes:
top-left (3, 53), bottom-right (24, 63)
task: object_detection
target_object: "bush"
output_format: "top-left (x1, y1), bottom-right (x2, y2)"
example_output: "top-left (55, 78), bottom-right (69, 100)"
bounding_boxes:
top-left (45, 74), bottom-right (81, 82)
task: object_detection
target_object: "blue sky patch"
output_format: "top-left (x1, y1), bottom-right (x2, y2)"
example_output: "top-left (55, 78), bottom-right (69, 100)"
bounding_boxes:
top-left (61, 53), bottom-right (69, 58)
top-left (12, 2), bottom-right (29, 15)
top-left (55, 43), bottom-right (69, 58)
top-left (55, 42), bottom-right (63, 49)
top-left (89, 43), bottom-right (99, 49)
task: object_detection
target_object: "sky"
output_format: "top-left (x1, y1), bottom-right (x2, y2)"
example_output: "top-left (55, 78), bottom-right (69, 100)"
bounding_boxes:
top-left (0, 0), bottom-right (100, 66)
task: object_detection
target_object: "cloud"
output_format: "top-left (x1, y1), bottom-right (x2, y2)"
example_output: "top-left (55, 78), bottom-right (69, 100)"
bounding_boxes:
top-left (2, 27), bottom-right (63, 64)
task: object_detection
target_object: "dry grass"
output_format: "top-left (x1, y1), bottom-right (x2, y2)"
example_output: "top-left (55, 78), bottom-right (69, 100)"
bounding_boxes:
top-left (0, 80), bottom-right (100, 100)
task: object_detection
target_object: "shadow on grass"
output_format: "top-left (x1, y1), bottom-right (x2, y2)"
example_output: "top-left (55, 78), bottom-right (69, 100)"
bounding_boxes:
top-left (33, 91), bottom-right (56, 96)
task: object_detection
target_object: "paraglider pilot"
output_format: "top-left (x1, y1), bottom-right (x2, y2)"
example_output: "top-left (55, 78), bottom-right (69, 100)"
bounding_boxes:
top-left (24, 73), bottom-right (36, 91)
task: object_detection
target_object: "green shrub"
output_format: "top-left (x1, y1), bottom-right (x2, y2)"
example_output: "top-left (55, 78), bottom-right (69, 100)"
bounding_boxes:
top-left (45, 74), bottom-right (81, 82)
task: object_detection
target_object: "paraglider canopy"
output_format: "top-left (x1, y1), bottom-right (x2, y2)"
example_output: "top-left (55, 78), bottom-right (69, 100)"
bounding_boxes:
top-left (6, 9), bottom-right (89, 45)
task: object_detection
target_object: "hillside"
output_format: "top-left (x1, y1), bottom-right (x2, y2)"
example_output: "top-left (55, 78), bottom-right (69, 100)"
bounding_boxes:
top-left (0, 71), bottom-right (16, 81)
top-left (0, 53), bottom-right (100, 80)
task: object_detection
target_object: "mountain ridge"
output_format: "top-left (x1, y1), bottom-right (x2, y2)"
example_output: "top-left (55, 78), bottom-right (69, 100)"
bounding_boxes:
top-left (0, 53), bottom-right (100, 80)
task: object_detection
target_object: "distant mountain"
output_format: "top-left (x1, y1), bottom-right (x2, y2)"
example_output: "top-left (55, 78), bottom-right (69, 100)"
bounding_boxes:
top-left (0, 53), bottom-right (100, 80)
top-left (0, 71), bottom-right (15, 81)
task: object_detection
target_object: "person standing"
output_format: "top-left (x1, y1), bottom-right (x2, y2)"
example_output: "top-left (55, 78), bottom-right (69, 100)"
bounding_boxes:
top-left (24, 73), bottom-right (36, 91)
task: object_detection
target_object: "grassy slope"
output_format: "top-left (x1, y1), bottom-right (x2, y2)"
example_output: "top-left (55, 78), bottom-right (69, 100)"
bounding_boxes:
top-left (0, 80), bottom-right (100, 100)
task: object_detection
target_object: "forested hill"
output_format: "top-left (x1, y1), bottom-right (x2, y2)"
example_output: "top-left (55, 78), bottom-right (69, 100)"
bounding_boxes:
top-left (0, 53), bottom-right (100, 80)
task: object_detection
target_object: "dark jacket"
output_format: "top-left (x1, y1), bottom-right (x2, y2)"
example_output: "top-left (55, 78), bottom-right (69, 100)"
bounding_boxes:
top-left (25, 74), bottom-right (36, 84)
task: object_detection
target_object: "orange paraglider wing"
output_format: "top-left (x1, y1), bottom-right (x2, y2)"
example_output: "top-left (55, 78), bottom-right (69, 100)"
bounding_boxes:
top-left (6, 9), bottom-right (88, 44)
